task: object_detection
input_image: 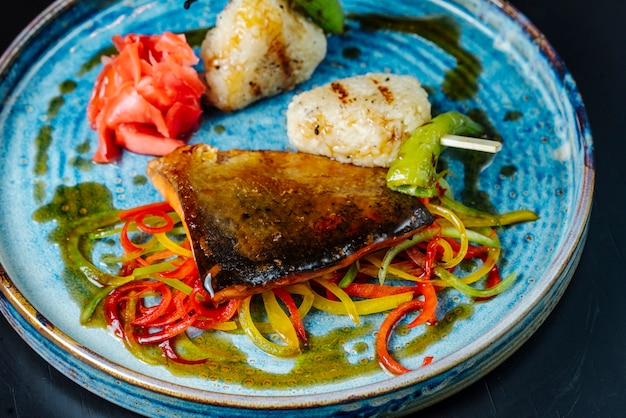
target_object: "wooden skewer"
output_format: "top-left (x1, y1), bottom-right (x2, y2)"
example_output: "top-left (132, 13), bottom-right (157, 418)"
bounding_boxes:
top-left (441, 135), bottom-right (502, 153)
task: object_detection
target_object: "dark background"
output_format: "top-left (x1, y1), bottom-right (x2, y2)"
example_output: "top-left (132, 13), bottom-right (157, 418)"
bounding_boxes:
top-left (1, 1), bottom-right (624, 417)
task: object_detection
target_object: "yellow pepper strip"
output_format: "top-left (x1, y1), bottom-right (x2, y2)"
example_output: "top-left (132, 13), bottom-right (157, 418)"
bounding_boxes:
top-left (432, 237), bottom-right (454, 263)
top-left (132, 261), bottom-right (177, 278)
top-left (434, 266), bottom-right (516, 297)
top-left (311, 288), bottom-right (414, 316)
top-left (426, 204), bottom-right (468, 269)
top-left (238, 296), bottom-right (300, 357)
top-left (155, 232), bottom-right (193, 258)
top-left (210, 321), bottom-right (238, 331)
top-left (153, 276), bottom-right (194, 295)
top-left (313, 278), bottom-right (360, 325)
top-left (261, 290), bottom-right (301, 352)
top-left (283, 283), bottom-right (315, 319)
top-left (458, 241), bottom-right (501, 285)
top-left (363, 255), bottom-right (422, 283)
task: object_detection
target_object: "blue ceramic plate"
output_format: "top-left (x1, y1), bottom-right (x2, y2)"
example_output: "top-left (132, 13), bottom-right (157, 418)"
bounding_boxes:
top-left (0, 0), bottom-right (593, 416)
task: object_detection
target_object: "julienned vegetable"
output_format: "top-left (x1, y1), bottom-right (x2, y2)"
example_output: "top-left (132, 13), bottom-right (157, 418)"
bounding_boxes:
top-left (75, 174), bottom-right (537, 375)
top-left (386, 111), bottom-right (485, 198)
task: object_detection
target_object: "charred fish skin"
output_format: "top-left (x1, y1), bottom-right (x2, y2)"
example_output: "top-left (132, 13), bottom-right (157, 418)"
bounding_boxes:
top-left (147, 145), bottom-right (434, 302)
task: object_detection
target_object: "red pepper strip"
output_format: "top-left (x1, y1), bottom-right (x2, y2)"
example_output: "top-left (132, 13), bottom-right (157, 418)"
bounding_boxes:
top-left (131, 284), bottom-right (172, 326)
top-left (120, 219), bottom-right (143, 253)
top-left (104, 281), bottom-right (163, 337)
top-left (475, 264), bottom-right (503, 302)
top-left (404, 246), bottom-right (426, 269)
top-left (136, 311), bottom-right (198, 344)
top-left (272, 288), bottom-right (307, 344)
top-left (119, 201), bottom-right (174, 221)
top-left (159, 339), bottom-right (207, 365)
top-left (407, 281), bottom-right (437, 328)
top-left (343, 283), bottom-right (418, 298)
top-left (443, 238), bottom-right (489, 259)
top-left (421, 356), bottom-right (434, 366)
top-left (134, 209), bottom-right (175, 234)
top-left (146, 289), bottom-right (189, 328)
top-left (192, 298), bottom-right (241, 330)
top-left (420, 239), bottom-right (438, 280)
top-left (376, 299), bottom-right (424, 375)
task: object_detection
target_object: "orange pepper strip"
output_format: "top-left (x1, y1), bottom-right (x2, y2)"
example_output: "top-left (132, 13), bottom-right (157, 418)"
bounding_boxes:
top-left (134, 209), bottom-right (175, 234)
top-left (376, 299), bottom-right (424, 375)
top-left (407, 281), bottom-right (437, 328)
top-left (120, 219), bottom-right (143, 253)
top-left (343, 282), bottom-right (418, 298)
top-left (159, 257), bottom-right (197, 279)
top-left (144, 249), bottom-right (177, 265)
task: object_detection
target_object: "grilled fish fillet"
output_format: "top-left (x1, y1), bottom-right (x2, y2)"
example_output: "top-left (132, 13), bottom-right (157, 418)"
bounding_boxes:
top-left (147, 145), bottom-right (433, 303)
top-left (200, 0), bottom-right (327, 112)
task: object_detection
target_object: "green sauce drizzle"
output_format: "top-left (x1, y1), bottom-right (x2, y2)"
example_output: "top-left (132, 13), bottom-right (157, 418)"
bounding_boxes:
top-left (504, 110), bottom-right (523, 122)
top-left (349, 14), bottom-right (482, 101)
top-left (342, 46), bottom-right (361, 60)
top-left (133, 175), bottom-right (148, 186)
top-left (78, 45), bottom-right (117, 76)
top-left (184, 27), bottom-right (212, 49)
top-left (34, 125), bottom-right (53, 177)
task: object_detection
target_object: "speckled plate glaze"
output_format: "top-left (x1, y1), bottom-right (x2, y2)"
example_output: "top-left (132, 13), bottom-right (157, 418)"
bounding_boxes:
top-left (0, 0), bottom-right (593, 416)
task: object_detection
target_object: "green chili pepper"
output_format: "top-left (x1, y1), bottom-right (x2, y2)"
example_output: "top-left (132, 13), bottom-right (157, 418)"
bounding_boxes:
top-left (292, 0), bottom-right (345, 34)
top-left (386, 111), bottom-right (484, 198)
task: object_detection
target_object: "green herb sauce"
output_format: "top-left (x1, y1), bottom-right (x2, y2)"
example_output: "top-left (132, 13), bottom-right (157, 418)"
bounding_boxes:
top-left (78, 45), bottom-right (117, 76)
top-left (350, 14), bottom-right (482, 101)
top-left (133, 175), bottom-right (148, 186)
top-left (33, 183), bottom-right (118, 323)
top-left (342, 46), bottom-right (361, 60)
top-left (34, 125), bottom-right (53, 177)
top-left (47, 96), bottom-right (64, 119)
top-left (75, 139), bottom-right (91, 154)
top-left (69, 156), bottom-right (93, 172)
top-left (59, 79), bottom-right (77, 95)
top-left (500, 165), bottom-right (517, 177)
top-left (184, 27), bottom-right (212, 48)
top-left (504, 110), bottom-right (523, 122)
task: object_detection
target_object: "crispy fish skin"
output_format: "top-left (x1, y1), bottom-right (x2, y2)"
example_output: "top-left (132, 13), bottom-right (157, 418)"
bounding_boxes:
top-left (147, 144), bottom-right (434, 303)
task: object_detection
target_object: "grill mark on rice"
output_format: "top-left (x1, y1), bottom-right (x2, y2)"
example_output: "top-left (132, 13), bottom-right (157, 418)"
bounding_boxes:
top-left (377, 85), bottom-right (394, 104)
top-left (331, 81), bottom-right (349, 103)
